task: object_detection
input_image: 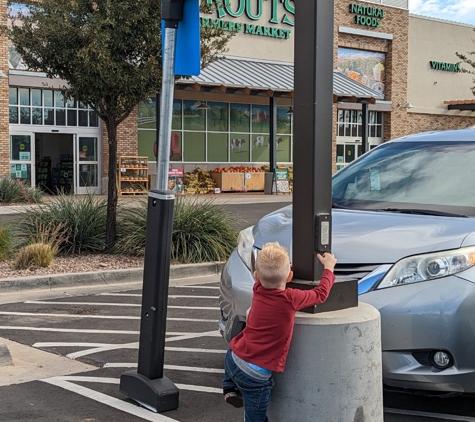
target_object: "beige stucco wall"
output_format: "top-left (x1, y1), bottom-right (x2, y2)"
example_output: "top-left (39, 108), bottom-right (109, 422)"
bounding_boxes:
top-left (408, 15), bottom-right (475, 114)
top-left (202, 1), bottom-right (294, 62)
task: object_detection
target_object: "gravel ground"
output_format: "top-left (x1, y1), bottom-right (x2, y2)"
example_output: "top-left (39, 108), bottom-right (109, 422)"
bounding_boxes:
top-left (0, 253), bottom-right (144, 279)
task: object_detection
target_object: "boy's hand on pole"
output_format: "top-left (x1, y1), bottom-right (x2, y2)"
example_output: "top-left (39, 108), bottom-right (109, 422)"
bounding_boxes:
top-left (317, 253), bottom-right (337, 272)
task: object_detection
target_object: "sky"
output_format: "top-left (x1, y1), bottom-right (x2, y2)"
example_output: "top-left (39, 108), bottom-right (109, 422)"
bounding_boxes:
top-left (409, 0), bottom-right (475, 25)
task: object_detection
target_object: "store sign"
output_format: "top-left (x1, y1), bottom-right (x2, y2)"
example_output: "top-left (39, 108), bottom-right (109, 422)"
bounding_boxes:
top-left (430, 61), bottom-right (461, 72)
top-left (349, 3), bottom-right (385, 28)
top-left (203, 0), bottom-right (294, 39)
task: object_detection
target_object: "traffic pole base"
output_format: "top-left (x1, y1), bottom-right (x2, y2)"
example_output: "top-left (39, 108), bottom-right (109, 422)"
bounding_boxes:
top-left (120, 371), bottom-right (179, 413)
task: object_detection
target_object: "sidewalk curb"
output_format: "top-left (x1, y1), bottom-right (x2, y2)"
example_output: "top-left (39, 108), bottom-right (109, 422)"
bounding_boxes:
top-left (0, 262), bottom-right (225, 294)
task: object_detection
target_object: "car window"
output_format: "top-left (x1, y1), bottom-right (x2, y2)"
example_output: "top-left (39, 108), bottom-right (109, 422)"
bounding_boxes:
top-left (332, 140), bottom-right (475, 213)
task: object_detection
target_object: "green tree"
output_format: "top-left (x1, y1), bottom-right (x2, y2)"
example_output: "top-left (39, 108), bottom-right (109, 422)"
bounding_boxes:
top-left (7, 0), bottom-right (233, 248)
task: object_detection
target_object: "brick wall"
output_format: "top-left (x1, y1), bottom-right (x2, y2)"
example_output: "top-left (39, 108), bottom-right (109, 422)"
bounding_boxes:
top-left (0, 0), bottom-right (9, 176)
top-left (101, 107), bottom-right (138, 177)
top-left (407, 113), bottom-right (475, 134)
top-left (335, 0), bottom-right (409, 141)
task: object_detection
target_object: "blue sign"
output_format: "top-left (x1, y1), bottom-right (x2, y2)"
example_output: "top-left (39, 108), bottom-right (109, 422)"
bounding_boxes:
top-left (162, 0), bottom-right (201, 76)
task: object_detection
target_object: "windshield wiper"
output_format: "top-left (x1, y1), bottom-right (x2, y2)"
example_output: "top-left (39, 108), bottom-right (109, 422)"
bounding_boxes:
top-left (375, 208), bottom-right (468, 218)
top-left (332, 202), bottom-right (350, 209)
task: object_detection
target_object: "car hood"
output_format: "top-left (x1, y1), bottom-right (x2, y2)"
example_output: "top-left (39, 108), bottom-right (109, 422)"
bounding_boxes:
top-left (253, 206), bottom-right (475, 264)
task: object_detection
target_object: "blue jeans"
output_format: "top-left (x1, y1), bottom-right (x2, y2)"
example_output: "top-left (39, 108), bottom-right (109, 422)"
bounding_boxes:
top-left (223, 349), bottom-right (275, 422)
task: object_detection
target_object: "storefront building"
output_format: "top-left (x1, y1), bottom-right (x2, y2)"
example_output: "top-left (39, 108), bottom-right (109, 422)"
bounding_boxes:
top-left (3, 0), bottom-right (475, 193)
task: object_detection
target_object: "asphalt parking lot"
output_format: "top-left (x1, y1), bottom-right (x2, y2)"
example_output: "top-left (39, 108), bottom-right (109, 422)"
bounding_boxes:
top-left (2, 276), bottom-right (475, 421)
top-left (0, 276), bottom-right (244, 422)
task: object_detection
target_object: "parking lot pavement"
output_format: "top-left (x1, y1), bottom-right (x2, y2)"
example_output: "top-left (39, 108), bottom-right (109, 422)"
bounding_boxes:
top-left (0, 277), bottom-right (244, 422)
top-left (2, 276), bottom-right (475, 421)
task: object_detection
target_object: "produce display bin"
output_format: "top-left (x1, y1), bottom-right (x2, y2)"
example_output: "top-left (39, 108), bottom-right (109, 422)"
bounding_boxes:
top-left (210, 173), bottom-right (244, 192)
top-left (244, 172), bottom-right (265, 191)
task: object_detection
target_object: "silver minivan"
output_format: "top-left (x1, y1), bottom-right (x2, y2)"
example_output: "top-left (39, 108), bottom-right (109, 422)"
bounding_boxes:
top-left (219, 128), bottom-right (475, 393)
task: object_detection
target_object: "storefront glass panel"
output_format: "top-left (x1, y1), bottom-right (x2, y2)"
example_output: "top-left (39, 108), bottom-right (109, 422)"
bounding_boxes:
top-left (19, 88), bottom-right (29, 106)
top-left (67, 109), bottom-right (77, 126)
top-left (44, 108), bottom-right (54, 125)
top-left (276, 135), bottom-right (291, 162)
top-left (56, 109), bottom-right (65, 126)
top-left (170, 131), bottom-right (182, 161)
top-left (10, 163), bottom-right (31, 185)
top-left (32, 108), bottom-right (42, 125)
top-left (32, 89), bottom-right (42, 106)
top-left (172, 99), bottom-right (182, 130)
top-left (10, 135), bottom-right (31, 161)
top-left (183, 100), bottom-right (205, 131)
top-left (230, 103), bottom-right (250, 132)
top-left (9, 88), bottom-right (17, 105)
top-left (137, 130), bottom-right (156, 160)
top-left (207, 132), bottom-right (228, 162)
top-left (230, 133), bottom-right (250, 162)
top-left (9, 107), bottom-right (18, 124)
top-left (79, 110), bottom-right (88, 126)
top-left (138, 98), bottom-right (157, 129)
top-left (277, 106), bottom-right (291, 134)
top-left (207, 102), bottom-right (228, 132)
top-left (251, 105), bottom-right (270, 134)
top-left (78, 164), bottom-right (98, 187)
top-left (251, 134), bottom-right (269, 162)
top-left (44, 90), bottom-right (53, 107)
top-left (183, 132), bottom-right (206, 162)
top-left (20, 107), bottom-right (30, 124)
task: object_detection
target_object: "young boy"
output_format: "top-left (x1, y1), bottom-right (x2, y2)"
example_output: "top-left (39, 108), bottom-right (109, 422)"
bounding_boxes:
top-left (222, 242), bottom-right (337, 422)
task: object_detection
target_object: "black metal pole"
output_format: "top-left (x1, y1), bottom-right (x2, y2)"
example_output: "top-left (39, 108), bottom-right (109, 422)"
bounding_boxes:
top-left (119, 190), bottom-right (179, 412)
top-left (269, 96), bottom-right (277, 173)
top-left (292, 0), bottom-right (335, 282)
top-left (361, 102), bottom-right (369, 154)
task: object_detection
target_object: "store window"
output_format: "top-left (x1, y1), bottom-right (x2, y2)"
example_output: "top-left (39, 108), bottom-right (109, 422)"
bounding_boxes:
top-left (336, 109), bottom-right (383, 171)
top-left (9, 88), bottom-right (99, 127)
top-left (137, 99), bottom-right (294, 164)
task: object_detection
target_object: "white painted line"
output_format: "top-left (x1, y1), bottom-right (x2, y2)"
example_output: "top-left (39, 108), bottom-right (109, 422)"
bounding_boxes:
top-left (25, 300), bottom-right (140, 307)
top-left (104, 362), bottom-right (225, 374)
top-left (46, 375), bottom-right (223, 395)
top-left (175, 285), bottom-right (220, 290)
top-left (165, 347), bottom-right (226, 354)
top-left (25, 300), bottom-right (219, 310)
top-left (384, 407), bottom-right (475, 421)
top-left (100, 293), bottom-right (219, 299)
top-left (0, 311), bottom-right (138, 320)
top-left (0, 311), bottom-right (215, 322)
top-left (0, 326), bottom-right (139, 335)
top-left (31, 330), bottom-right (224, 359)
top-left (42, 377), bottom-right (178, 422)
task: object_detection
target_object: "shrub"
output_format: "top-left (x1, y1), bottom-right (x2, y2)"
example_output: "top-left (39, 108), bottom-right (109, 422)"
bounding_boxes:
top-left (116, 196), bottom-right (240, 263)
top-left (13, 243), bottom-right (55, 270)
top-left (0, 224), bottom-right (11, 259)
top-left (19, 193), bottom-right (107, 255)
top-left (0, 177), bottom-right (43, 204)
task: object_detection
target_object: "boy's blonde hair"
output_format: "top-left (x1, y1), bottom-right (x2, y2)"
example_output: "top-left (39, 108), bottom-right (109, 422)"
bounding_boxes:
top-left (255, 242), bottom-right (291, 288)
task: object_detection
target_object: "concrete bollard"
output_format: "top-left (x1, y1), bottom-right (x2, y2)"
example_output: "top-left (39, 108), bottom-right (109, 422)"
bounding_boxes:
top-left (268, 302), bottom-right (382, 422)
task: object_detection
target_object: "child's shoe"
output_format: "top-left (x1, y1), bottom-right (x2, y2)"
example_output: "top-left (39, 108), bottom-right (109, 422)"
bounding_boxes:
top-left (224, 391), bottom-right (243, 408)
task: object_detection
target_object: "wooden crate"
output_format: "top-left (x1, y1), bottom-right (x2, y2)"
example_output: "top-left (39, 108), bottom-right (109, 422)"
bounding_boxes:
top-left (244, 172), bottom-right (265, 191)
top-left (211, 173), bottom-right (244, 192)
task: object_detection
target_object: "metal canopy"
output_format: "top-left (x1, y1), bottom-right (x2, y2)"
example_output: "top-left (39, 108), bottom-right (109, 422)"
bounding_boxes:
top-left (176, 57), bottom-right (384, 102)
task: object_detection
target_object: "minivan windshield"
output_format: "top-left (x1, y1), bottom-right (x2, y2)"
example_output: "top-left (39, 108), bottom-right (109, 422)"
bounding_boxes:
top-left (332, 140), bottom-right (475, 216)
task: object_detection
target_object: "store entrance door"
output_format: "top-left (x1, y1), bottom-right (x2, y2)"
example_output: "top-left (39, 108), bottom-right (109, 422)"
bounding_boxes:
top-left (75, 135), bottom-right (100, 195)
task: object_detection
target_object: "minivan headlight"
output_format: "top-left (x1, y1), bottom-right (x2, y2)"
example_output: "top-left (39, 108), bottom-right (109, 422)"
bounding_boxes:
top-left (377, 246), bottom-right (475, 289)
top-left (237, 226), bottom-right (255, 270)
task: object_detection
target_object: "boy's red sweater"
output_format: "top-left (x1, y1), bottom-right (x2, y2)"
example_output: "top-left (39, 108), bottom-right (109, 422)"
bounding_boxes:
top-left (230, 269), bottom-right (335, 373)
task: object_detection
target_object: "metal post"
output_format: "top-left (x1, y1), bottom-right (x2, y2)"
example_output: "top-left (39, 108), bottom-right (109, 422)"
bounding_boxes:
top-left (269, 96), bottom-right (277, 173)
top-left (292, 0), bottom-right (335, 282)
top-left (156, 28), bottom-right (177, 190)
top-left (119, 190), bottom-right (179, 412)
top-left (289, 0), bottom-right (357, 313)
top-left (361, 102), bottom-right (369, 154)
